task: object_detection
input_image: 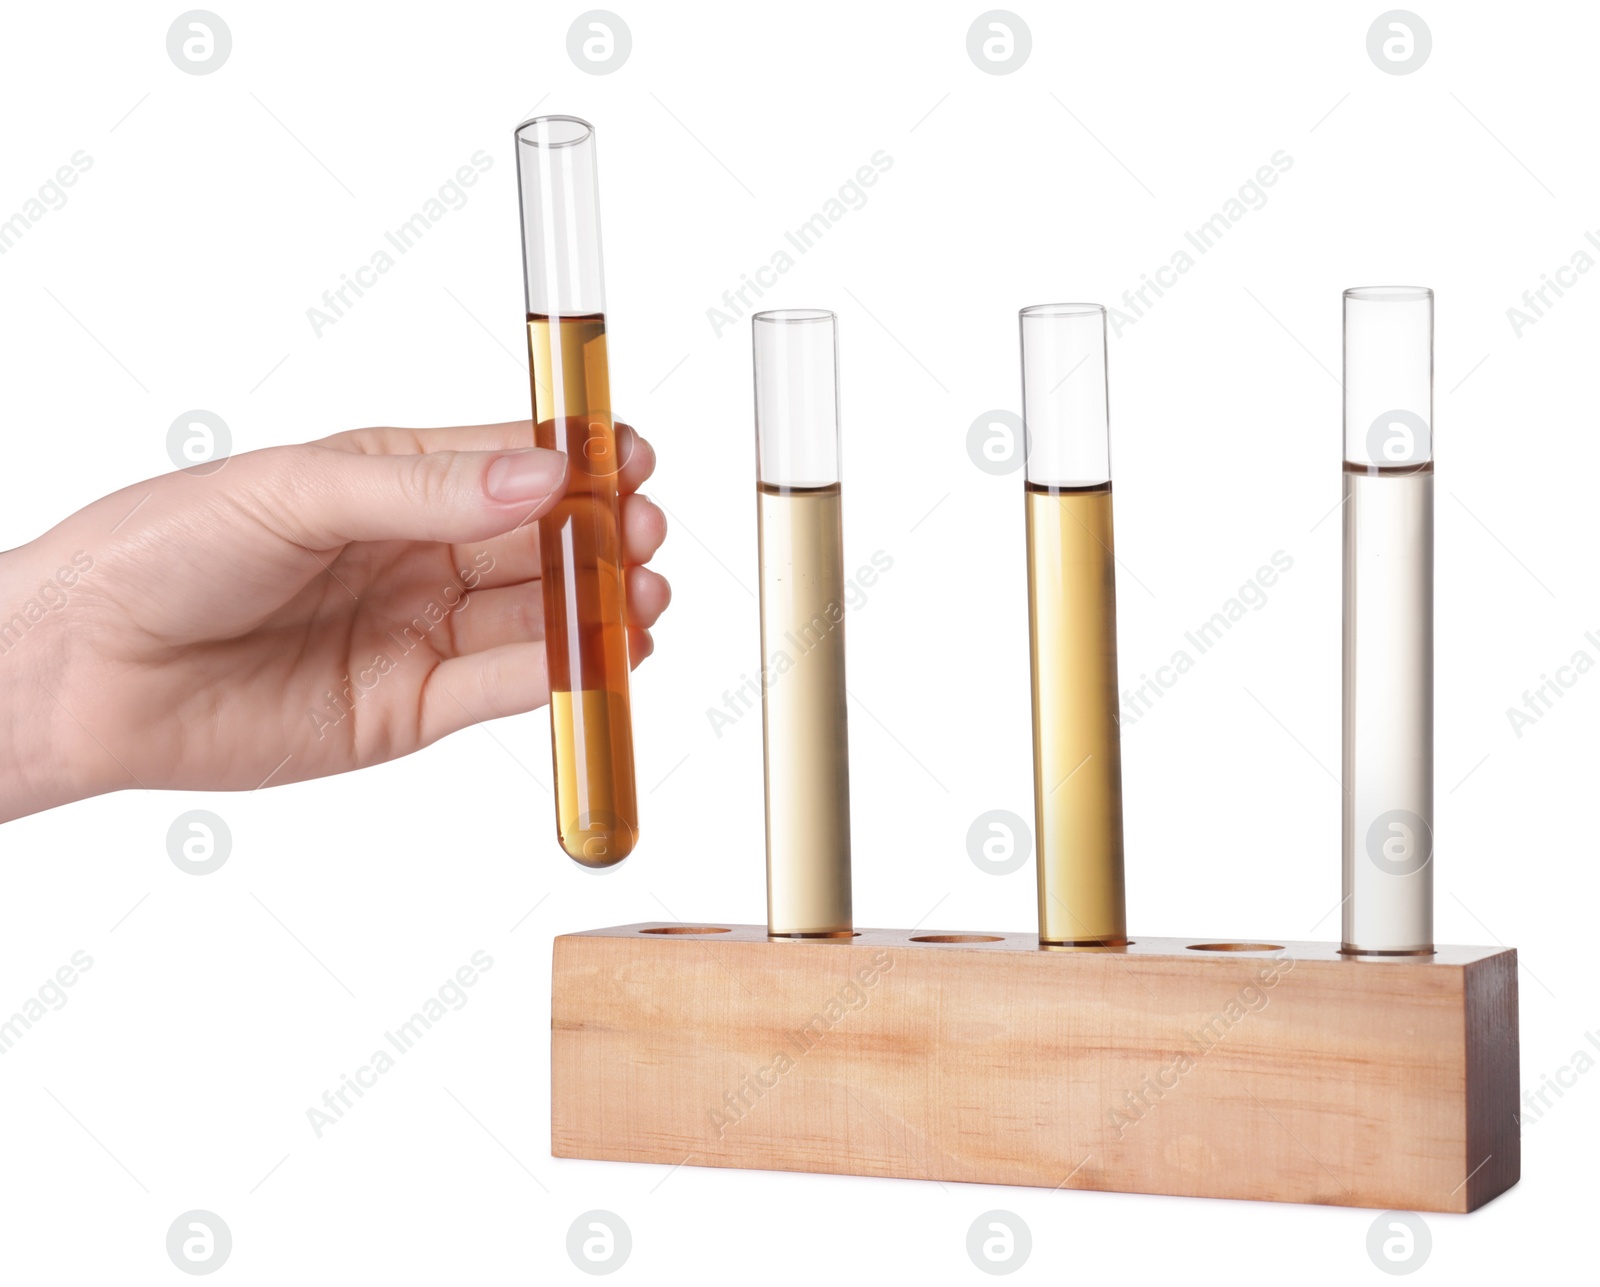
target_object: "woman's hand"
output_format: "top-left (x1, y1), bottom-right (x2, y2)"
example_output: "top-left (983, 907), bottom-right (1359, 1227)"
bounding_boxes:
top-left (0, 419), bottom-right (668, 822)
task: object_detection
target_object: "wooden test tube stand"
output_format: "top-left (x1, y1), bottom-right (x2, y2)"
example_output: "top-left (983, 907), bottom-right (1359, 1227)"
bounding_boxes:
top-left (550, 924), bottom-right (1519, 1212)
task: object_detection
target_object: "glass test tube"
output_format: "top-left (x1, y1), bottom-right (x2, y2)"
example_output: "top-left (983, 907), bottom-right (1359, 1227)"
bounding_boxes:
top-left (1342, 286), bottom-right (1434, 954)
top-left (515, 116), bottom-right (638, 867)
top-left (752, 310), bottom-right (853, 938)
top-left (1020, 304), bottom-right (1128, 946)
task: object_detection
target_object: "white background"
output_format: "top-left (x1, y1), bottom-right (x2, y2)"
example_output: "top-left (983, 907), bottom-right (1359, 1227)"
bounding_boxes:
top-left (1, 0), bottom-right (1594, 1281)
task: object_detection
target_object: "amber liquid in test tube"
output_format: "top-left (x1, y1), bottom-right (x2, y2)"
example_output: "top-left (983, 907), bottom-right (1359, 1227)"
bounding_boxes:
top-left (753, 310), bottom-right (853, 939)
top-left (1020, 304), bottom-right (1128, 946)
top-left (1342, 287), bottom-right (1434, 954)
top-left (516, 116), bottom-right (637, 866)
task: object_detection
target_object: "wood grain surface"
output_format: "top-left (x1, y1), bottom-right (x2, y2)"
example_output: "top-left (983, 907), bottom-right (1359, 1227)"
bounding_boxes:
top-left (551, 924), bottom-right (1519, 1212)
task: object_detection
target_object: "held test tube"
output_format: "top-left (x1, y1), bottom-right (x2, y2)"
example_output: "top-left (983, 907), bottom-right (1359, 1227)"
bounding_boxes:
top-left (515, 116), bottom-right (638, 866)
top-left (752, 310), bottom-right (853, 938)
top-left (1020, 304), bottom-right (1128, 946)
top-left (1342, 287), bottom-right (1434, 954)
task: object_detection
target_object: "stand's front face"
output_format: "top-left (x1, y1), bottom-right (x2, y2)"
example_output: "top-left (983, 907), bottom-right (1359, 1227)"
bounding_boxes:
top-left (551, 925), bottom-right (1519, 1213)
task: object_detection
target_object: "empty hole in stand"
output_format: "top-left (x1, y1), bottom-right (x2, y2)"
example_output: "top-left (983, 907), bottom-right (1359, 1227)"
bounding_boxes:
top-left (910, 934), bottom-right (1006, 944)
top-left (641, 926), bottom-right (732, 935)
top-left (1187, 942), bottom-right (1286, 952)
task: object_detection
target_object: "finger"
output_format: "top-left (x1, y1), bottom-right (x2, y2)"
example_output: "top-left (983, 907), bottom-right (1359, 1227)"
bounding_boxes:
top-left (419, 642), bottom-right (551, 745)
top-left (626, 566), bottom-right (671, 628)
top-left (320, 419), bottom-right (656, 498)
top-left (419, 631), bottom-right (655, 745)
top-left (614, 423), bottom-right (656, 495)
top-left (442, 584), bottom-right (546, 655)
top-left (458, 491), bottom-right (666, 590)
top-left (623, 492), bottom-right (667, 564)
top-left (228, 443), bottom-right (569, 548)
top-left (442, 568), bottom-right (669, 657)
top-left (316, 420), bottom-right (536, 456)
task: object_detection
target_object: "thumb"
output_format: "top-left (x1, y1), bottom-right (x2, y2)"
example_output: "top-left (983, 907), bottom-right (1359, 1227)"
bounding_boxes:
top-left (229, 444), bottom-right (569, 547)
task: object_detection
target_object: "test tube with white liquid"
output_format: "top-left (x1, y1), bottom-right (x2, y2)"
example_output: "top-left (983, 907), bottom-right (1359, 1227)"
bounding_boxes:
top-left (1342, 286), bottom-right (1435, 955)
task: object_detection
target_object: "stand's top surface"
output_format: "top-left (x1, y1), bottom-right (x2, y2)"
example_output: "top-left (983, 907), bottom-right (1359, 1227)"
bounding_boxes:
top-left (559, 923), bottom-right (1512, 969)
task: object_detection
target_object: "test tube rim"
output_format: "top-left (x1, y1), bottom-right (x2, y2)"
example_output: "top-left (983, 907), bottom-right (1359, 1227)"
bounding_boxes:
top-left (1019, 301), bottom-right (1106, 319)
top-left (753, 308), bottom-right (836, 325)
top-left (514, 114), bottom-right (595, 149)
top-left (1343, 284), bottom-right (1433, 303)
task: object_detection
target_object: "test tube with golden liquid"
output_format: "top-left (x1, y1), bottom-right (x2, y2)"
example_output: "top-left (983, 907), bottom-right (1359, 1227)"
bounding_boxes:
top-left (515, 116), bottom-right (637, 866)
top-left (752, 309), bottom-right (852, 938)
top-left (1020, 304), bottom-right (1128, 946)
top-left (1342, 286), bottom-right (1434, 954)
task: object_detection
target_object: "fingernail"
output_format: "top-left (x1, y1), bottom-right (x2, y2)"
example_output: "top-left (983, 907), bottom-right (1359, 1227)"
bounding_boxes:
top-left (486, 449), bottom-right (566, 502)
